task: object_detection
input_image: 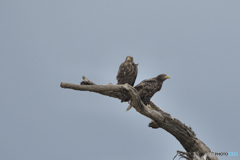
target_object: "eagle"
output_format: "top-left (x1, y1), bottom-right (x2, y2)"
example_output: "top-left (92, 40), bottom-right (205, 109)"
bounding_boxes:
top-left (116, 56), bottom-right (138, 86)
top-left (126, 74), bottom-right (170, 111)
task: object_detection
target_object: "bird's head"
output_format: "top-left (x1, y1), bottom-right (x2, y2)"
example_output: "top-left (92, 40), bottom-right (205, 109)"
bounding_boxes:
top-left (157, 74), bottom-right (170, 81)
top-left (125, 56), bottom-right (133, 62)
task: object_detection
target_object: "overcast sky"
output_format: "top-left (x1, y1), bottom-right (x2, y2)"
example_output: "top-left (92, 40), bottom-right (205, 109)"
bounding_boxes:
top-left (1, 1), bottom-right (240, 160)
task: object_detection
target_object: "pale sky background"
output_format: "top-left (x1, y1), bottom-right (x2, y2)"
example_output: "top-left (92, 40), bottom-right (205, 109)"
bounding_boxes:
top-left (1, 1), bottom-right (240, 160)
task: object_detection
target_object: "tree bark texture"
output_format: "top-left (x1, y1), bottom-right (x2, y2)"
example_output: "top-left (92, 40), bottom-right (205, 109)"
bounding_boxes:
top-left (60, 77), bottom-right (219, 160)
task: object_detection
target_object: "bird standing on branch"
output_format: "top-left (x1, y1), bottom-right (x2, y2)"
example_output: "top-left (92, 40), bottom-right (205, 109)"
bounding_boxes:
top-left (116, 56), bottom-right (138, 86)
top-left (126, 74), bottom-right (170, 111)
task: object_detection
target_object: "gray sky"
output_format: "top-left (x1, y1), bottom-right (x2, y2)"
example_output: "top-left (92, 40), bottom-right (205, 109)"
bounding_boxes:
top-left (1, 1), bottom-right (240, 160)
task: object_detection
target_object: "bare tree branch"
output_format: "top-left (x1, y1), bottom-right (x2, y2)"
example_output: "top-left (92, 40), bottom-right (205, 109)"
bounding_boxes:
top-left (60, 77), bottom-right (219, 160)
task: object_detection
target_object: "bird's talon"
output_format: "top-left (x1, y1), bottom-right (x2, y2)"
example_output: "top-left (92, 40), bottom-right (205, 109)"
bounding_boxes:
top-left (147, 104), bottom-right (154, 110)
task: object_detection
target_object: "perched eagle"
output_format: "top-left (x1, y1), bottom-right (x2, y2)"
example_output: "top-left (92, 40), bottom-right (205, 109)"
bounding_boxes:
top-left (126, 74), bottom-right (170, 111)
top-left (116, 56), bottom-right (138, 86)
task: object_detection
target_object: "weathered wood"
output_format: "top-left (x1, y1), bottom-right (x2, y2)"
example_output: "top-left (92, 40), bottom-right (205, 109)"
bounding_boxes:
top-left (61, 82), bottom-right (122, 92)
top-left (60, 77), bottom-right (219, 160)
top-left (61, 81), bottom-right (164, 121)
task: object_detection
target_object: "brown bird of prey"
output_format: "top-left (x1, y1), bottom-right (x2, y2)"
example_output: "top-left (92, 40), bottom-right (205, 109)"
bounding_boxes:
top-left (116, 56), bottom-right (138, 86)
top-left (126, 74), bottom-right (170, 111)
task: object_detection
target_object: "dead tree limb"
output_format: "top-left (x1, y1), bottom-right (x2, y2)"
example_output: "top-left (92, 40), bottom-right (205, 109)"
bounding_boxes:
top-left (60, 77), bottom-right (219, 160)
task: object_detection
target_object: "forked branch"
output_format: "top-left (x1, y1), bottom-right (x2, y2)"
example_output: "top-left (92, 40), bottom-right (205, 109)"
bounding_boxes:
top-left (60, 76), bottom-right (219, 160)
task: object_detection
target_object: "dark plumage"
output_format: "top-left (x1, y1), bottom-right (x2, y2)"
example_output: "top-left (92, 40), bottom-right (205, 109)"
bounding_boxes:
top-left (116, 56), bottom-right (138, 86)
top-left (135, 74), bottom-right (170, 105)
top-left (126, 74), bottom-right (170, 111)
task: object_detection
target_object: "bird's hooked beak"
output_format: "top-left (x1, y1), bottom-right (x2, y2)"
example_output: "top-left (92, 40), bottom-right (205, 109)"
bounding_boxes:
top-left (127, 57), bottom-right (131, 61)
top-left (166, 75), bottom-right (170, 79)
